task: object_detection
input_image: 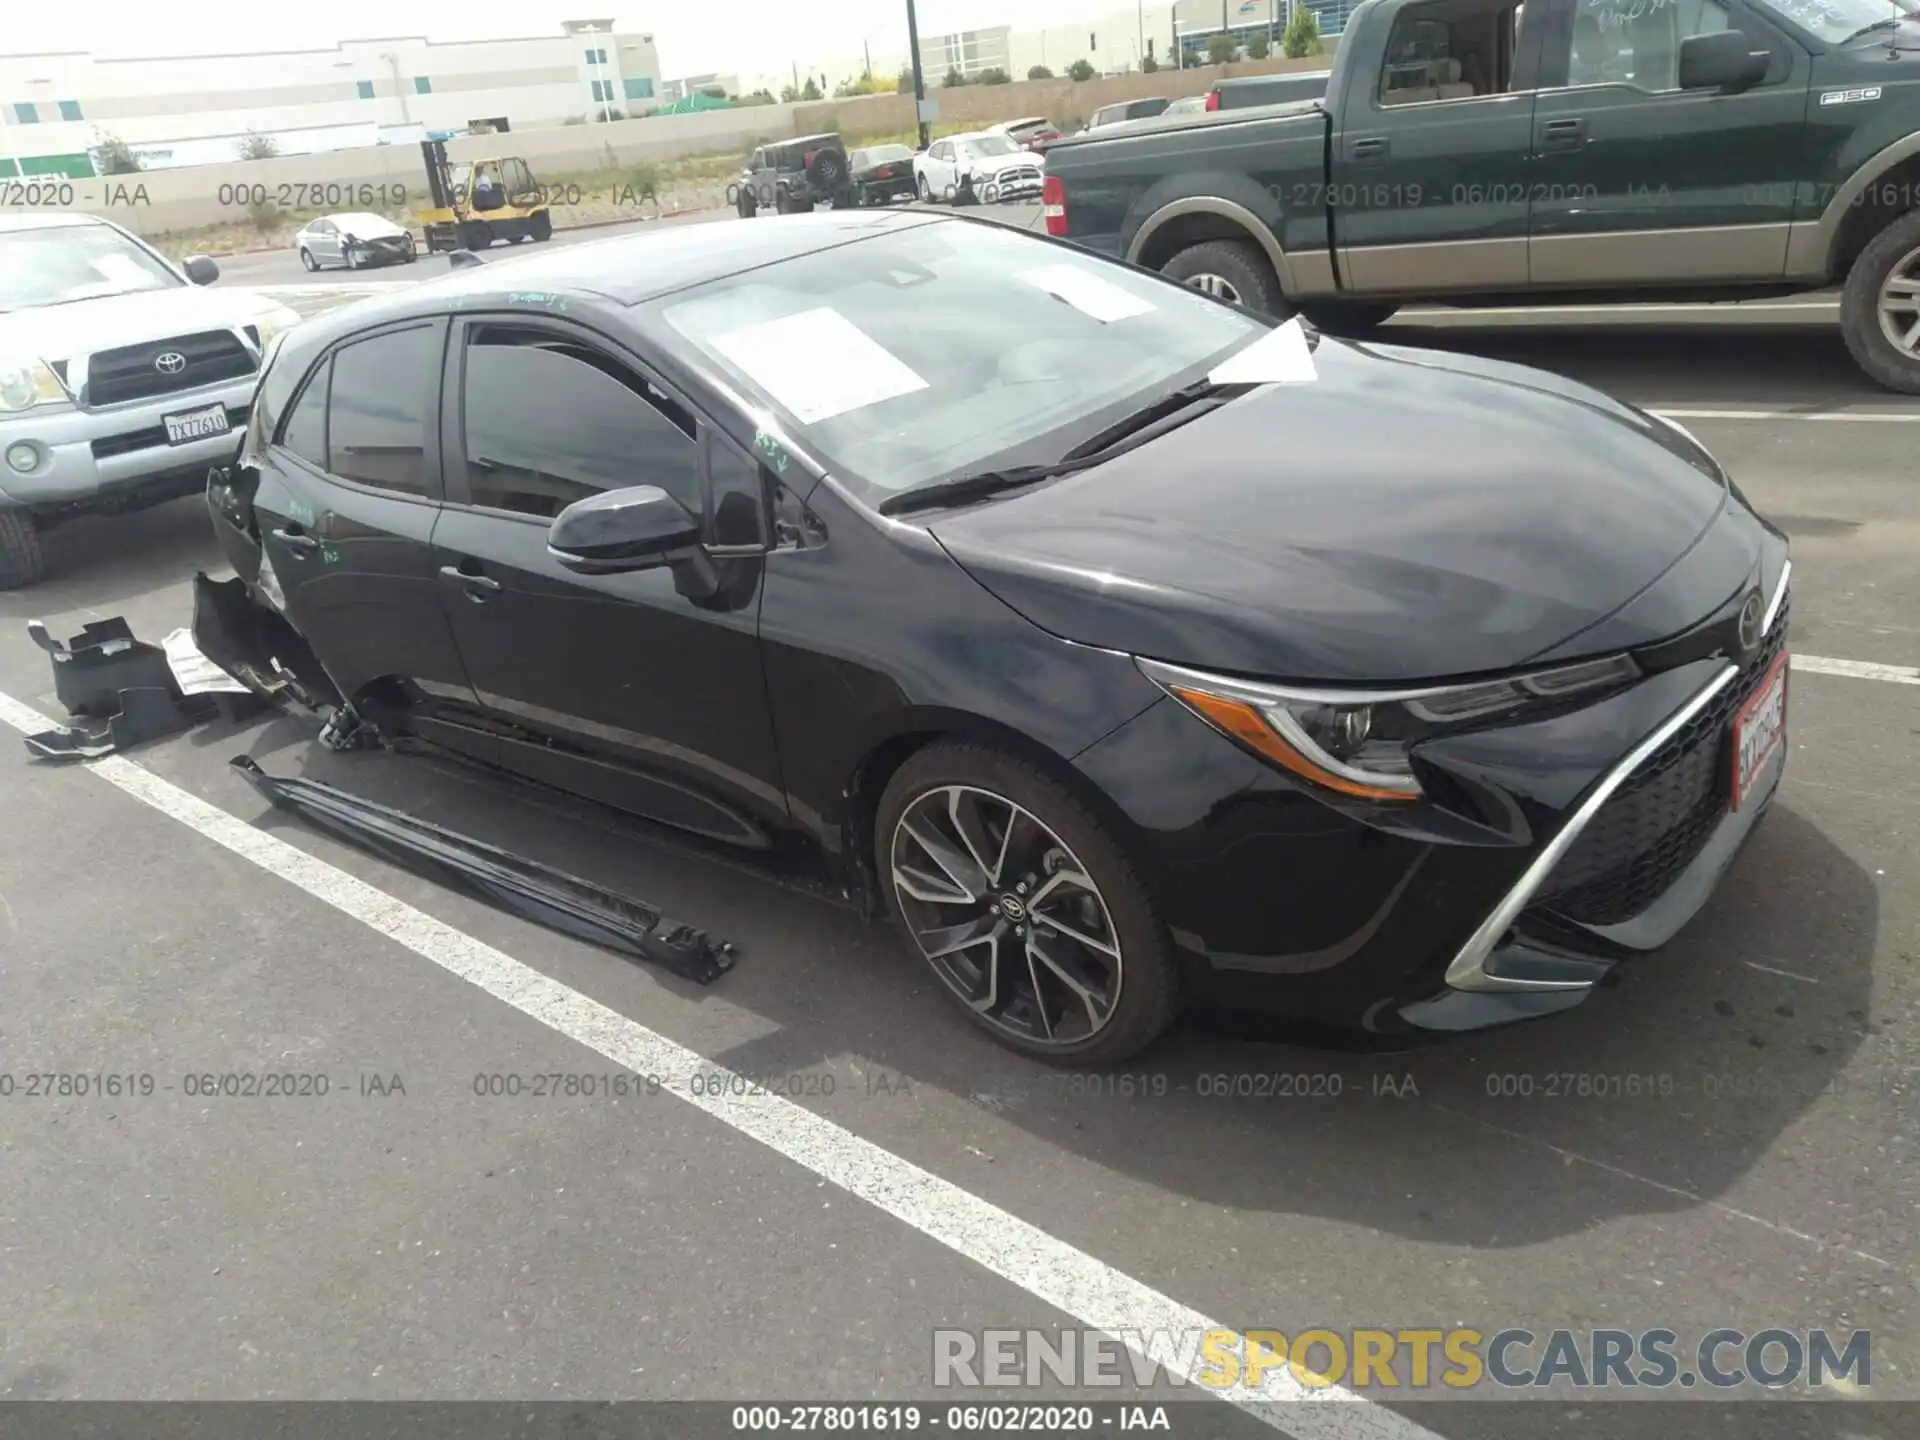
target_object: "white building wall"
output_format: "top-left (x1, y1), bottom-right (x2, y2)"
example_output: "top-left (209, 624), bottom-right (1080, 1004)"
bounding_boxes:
top-left (0, 29), bottom-right (664, 172)
top-left (1008, 7), bottom-right (1179, 77)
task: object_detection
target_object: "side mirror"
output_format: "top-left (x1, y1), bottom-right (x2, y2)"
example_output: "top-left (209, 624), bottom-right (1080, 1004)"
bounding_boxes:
top-left (1677, 31), bottom-right (1769, 92)
top-left (183, 255), bottom-right (220, 285)
top-left (548, 484), bottom-right (706, 577)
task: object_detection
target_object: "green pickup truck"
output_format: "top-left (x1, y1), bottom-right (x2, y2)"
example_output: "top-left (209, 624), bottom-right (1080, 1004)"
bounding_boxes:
top-left (1041, 0), bottom-right (1920, 390)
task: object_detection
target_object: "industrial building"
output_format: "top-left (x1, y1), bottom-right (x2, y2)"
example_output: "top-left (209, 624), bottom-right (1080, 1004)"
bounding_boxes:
top-left (0, 18), bottom-right (663, 177)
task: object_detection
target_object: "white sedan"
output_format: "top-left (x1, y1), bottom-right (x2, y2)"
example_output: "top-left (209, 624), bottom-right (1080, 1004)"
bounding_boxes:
top-left (294, 212), bottom-right (418, 272)
top-left (912, 133), bottom-right (1046, 206)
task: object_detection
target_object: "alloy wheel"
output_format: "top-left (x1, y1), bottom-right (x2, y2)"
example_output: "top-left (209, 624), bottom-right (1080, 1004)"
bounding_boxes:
top-left (1877, 244), bottom-right (1920, 357)
top-left (1186, 272), bottom-right (1242, 304)
top-left (889, 784), bottom-right (1123, 1048)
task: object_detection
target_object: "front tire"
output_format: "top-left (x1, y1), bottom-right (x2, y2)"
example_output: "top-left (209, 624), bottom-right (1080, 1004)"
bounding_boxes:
top-left (0, 507), bottom-right (46, 590)
top-left (1161, 238), bottom-right (1288, 316)
top-left (460, 220), bottom-right (493, 250)
top-left (875, 741), bottom-right (1180, 1066)
top-left (1841, 208), bottom-right (1920, 394)
top-left (530, 211), bottom-right (553, 242)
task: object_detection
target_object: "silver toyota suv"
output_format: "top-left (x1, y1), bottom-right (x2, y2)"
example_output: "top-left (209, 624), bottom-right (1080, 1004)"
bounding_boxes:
top-left (1, 211), bottom-right (302, 587)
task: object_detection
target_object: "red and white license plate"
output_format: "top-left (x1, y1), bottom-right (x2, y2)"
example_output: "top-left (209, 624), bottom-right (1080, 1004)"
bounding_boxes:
top-left (1730, 651), bottom-right (1789, 810)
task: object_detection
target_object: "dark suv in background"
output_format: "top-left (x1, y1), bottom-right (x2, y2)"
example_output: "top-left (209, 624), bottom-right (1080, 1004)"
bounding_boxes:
top-left (736, 134), bottom-right (855, 215)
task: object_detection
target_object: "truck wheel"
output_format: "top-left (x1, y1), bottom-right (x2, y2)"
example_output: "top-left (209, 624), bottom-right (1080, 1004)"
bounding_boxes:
top-left (1841, 209), bottom-right (1920, 394)
top-left (1299, 301), bottom-right (1398, 337)
top-left (737, 185), bottom-right (758, 218)
top-left (0, 507), bottom-right (46, 590)
top-left (530, 211), bottom-right (553, 242)
top-left (1161, 239), bottom-right (1286, 315)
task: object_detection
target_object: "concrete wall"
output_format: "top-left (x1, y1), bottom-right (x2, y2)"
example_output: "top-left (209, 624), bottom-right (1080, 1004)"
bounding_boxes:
top-left (792, 51), bottom-right (1338, 137)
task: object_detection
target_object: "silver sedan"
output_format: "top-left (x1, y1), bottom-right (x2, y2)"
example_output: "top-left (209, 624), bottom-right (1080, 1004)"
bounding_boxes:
top-left (294, 212), bottom-right (418, 272)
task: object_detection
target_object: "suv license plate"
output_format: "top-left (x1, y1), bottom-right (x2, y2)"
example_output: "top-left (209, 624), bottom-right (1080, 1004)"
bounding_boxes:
top-left (164, 404), bottom-right (231, 446)
top-left (1730, 651), bottom-right (1788, 811)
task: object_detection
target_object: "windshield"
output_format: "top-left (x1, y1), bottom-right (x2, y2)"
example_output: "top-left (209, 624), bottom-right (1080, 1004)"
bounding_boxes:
top-left (960, 135), bottom-right (1020, 158)
top-left (651, 219), bottom-right (1266, 497)
top-left (861, 145), bottom-right (914, 164)
top-left (0, 223), bottom-right (181, 311)
top-left (1754, 0), bottom-right (1917, 40)
top-left (330, 212), bottom-right (395, 232)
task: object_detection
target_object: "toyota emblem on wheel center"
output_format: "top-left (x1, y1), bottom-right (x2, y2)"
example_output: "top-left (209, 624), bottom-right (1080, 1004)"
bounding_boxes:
top-left (153, 351), bottom-right (187, 374)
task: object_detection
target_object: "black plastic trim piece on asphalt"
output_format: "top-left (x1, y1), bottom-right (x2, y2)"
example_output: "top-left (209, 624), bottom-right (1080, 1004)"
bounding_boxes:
top-left (229, 756), bottom-right (740, 985)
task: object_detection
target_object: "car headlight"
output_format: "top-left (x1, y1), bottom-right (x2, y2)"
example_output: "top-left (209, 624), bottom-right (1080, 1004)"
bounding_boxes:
top-left (0, 358), bottom-right (69, 413)
top-left (1137, 653), bottom-right (1641, 803)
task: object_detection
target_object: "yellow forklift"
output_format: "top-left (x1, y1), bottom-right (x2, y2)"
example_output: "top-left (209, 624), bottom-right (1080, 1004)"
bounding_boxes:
top-left (417, 140), bottom-right (554, 252)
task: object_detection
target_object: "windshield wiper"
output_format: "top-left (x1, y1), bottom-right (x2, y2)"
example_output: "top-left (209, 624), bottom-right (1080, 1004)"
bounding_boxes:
top-left (878, 381), bottom-right (1245, 518)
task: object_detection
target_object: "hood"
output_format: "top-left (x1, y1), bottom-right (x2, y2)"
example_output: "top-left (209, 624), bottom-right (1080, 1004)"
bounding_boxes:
top-left (325, 214), bottom-right (410, 239)
top-left (968, 150), bottom-right (1044, 175)
top-left (0, 285), bottom-right (289, 364)
top-left (928, 339), bottom-right (1740, 684)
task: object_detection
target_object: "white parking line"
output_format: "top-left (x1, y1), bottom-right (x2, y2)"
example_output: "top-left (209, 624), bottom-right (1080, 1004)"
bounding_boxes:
top-left (1793, 654), bottom-right (1920, 685)
top-left (1654, 408), bottom-right (1920, 424)
top-left (0, 688), bottom-right (1432, 1440)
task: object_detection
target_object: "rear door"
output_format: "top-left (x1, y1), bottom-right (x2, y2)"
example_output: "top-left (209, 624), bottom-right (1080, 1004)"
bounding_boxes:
top-left (1330, 0), bottom-right (1544, 293)
top-left (252, 320), bottom-right (486, 733)
top-left (428, 315), bottom-right (788, 847)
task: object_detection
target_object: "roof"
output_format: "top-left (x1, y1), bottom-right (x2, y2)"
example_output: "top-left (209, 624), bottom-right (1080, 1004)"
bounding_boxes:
top-left (0, 210), bottom-right (106, 235)
top-left (287, 209), bottom-right (948, 343)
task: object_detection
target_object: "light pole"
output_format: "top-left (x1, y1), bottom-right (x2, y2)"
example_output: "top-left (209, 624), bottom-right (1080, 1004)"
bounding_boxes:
top-left (905, 0), bottom-right (930, 150)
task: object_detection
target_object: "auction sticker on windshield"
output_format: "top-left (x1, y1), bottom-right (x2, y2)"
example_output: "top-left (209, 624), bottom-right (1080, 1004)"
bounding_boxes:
top-left (1018, 264), bottom-right (1157, 323)
top-left (709, 307), bottom-right (928, 423)
top-left (163, 403), bottom-right (231, 446)
top-left (1731, 651), bottom-right (1787, 811)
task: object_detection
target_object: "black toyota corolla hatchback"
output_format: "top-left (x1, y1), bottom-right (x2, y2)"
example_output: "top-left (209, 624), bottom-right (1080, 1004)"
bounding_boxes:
top-left (208, 210), bottom-right (1790, 1065)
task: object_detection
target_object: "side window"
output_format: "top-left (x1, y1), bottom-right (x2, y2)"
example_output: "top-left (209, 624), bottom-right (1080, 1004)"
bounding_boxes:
top-left (1379, 0), bottom-right (1517, 102)
top-left (327, 326), bottom-right (438, 496)
top-left (706, 436), bottom-right (768, 548)
top-left (749, 149), bottom-right (764, 171)
top-left (278, 358), bottom-right (330, 469)
top-left (459, 325), bottom-right (701, 521)
top-left (1567, 0), bottom-right (1730, 90)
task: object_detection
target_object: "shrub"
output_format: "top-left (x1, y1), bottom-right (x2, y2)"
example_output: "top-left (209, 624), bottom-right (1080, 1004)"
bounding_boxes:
top-left (979, 67), bottom-right (1011, 84)
top-left (1067, 58), bottom-right (1096, 82)
top-left (1247, 32), bottom-right (1272, 60)
top-left (1206, 34), bottom-right (1239, 64)
top-left (91, 133), bottom-right (142, 174)
top-left (1027, 64), bottom-right (1054, 79)
top-left (1283, 7), bottom-right (1325, 57)
top-left (942, 67), bottom-right (968, 87)
top-left (1141, 54), bottom-right (1159, 73)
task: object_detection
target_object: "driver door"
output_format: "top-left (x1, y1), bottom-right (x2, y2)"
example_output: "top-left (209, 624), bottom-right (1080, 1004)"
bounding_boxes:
top-left (309, 219), bottom-right (340, 265)
top-left (428, 314), bottom-right (788, 847)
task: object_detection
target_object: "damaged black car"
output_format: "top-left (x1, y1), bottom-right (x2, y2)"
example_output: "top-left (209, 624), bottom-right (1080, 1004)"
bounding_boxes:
top-left (206, 210), bottom-right (1790, 1065)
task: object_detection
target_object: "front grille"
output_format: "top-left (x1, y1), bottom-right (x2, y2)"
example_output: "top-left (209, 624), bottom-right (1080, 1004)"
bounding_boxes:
top-left (91, 405), bottom-right (250, 459)
top-left (86, 329), bottom-right (256, 408)
top-left (1534, 593), bottom-right (1790, 926)
top-left (995, 166), bottom-right (1042, 185)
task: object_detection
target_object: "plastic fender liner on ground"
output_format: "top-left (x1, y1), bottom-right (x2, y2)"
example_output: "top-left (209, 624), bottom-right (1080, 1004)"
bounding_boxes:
top-left (229, 757), bottom-right (740, 985)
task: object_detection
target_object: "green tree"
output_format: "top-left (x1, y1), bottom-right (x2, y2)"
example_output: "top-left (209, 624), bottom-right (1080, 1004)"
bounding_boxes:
top-left (942, 67), bottom-right (968, 87)
top-left (1027, 64), bottom-right (1054, 79)
top-left (780, 83), bottom-right (801, 102)
top-left (799, 76), bottom-right (822, 101)
top-left (1141, 54), bottom-right (1159, 73)
top-left (1247, 31), bottom-right (1272, 59)
top-left (1283, 6), bottom-right (1325, 57)
top-left (90, 133), bottom-right (142, 174)
top-left (1066, 58), bottom-right (1096, 81)
top-left (898, 68), bottom-right (916, 92)
top-left (978, 66), bottom-right (1011, 84)
top-left (1206, 34), bottom-right (1239, 64)
top-left (236, 130), bottom-right (279, 160)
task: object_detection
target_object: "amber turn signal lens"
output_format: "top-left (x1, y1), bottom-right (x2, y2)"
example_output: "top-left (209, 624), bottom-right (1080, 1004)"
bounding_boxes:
top-left (1168, 685), bottom-right (1419, 803)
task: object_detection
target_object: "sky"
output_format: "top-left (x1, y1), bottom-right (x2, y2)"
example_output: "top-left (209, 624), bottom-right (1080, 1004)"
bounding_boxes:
top-left (5, 0), bottom-right (1139, 81)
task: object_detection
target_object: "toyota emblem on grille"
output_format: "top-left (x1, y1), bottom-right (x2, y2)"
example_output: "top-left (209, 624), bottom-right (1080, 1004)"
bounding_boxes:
top-left (153, 351), bottom-right (187, 375)
top-left (1736, 590), bottom-right (1765, 658)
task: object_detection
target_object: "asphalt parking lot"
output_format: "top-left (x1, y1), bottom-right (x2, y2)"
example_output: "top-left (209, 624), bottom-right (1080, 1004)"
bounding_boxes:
top-left (1, 215), bottom-right (1914, 1438)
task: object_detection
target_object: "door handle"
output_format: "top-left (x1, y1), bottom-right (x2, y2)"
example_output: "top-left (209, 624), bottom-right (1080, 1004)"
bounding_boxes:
top-left (439, 563), bottom-right (502, 602)
top-left (1350, 137), bottom-right (1389, 162)
top-left (270, 526), bottom-right (319, 555)
top-left (1540, 118), bottom-right (1587, 152)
